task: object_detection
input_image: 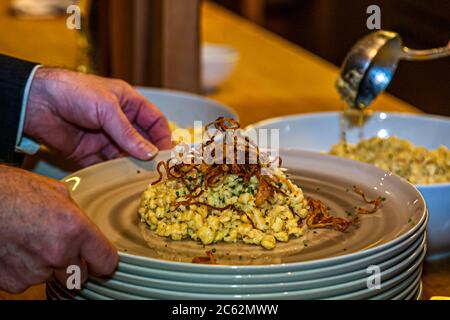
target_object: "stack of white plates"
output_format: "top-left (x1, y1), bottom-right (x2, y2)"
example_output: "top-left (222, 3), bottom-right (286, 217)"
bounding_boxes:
top-left (47, 150), bottom-right (427, 300)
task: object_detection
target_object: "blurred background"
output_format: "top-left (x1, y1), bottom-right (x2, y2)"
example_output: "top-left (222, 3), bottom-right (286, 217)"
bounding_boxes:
top-left (0, 0), bottom-right (449, 115)
top-left (214, 0), bottom-right (450, 115)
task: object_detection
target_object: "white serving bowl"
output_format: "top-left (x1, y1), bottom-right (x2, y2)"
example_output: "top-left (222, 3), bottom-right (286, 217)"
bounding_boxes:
top-left (247, 112), bottom-right (450, 258)
top-left (23, 87), bottom-right (238, 180)
top-left (201, 43), bottom-right (239, 91)
top-left (135, 87), bottom-right (238, 127)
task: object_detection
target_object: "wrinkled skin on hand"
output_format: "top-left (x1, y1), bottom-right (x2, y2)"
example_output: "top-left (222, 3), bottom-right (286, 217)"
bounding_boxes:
top-left (0, 165), bottom-right (118, 293)
top-left (24, 68), bottom-right (172, 167)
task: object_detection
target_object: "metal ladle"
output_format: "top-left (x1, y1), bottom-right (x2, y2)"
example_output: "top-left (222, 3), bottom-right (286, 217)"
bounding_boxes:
top-left (336, 30), bottom-right (450, 109)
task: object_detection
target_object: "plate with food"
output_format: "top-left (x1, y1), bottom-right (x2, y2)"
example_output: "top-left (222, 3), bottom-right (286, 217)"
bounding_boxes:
top-left (64, 118), bottom-right (426, 273)
top-left (247, 112), bottom-right (449, 256)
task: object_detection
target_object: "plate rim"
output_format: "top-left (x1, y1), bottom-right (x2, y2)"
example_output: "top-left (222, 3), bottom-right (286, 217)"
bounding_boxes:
top-left (88, 233), bottom-right (426, 296)
top-left (79, 247), bottom-right (426, 300)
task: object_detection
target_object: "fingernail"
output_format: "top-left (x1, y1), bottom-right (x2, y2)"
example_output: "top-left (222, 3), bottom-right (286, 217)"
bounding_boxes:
top-left (144, 143), bottom-right (159, 159)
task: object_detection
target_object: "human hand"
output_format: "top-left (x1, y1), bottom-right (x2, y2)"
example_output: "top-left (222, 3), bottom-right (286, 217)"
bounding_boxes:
top-left (0, 165), bottom-right (118, 293)
top-left (24, 68), bottom-right (172, 167)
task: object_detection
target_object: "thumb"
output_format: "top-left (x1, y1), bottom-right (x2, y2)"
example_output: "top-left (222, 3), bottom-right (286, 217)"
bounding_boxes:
top-left (101, 104), bottom-right (159, 160)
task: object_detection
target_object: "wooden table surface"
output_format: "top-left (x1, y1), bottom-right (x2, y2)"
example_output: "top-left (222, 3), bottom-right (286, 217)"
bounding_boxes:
top-left (1, 1), bottom-right (449, 300)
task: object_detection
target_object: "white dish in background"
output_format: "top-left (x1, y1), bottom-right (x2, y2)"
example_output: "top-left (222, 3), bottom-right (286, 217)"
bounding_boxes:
top-left (247, 112), bottom-right (450, 257)
top-left (135, 87), bottom-right (238, 128)
top-left (201, 43), bottom-right (239, 91)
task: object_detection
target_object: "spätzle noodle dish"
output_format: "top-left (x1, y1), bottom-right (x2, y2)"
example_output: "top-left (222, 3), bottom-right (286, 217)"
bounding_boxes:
top-left (139, 165), bottom-right (308, 250)
top-left (138, 118), bottom-right (387, 265)
top-left (330, 136), bottom-right (450, 185)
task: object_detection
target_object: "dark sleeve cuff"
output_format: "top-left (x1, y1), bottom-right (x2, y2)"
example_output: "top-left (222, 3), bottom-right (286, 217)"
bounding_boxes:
top-left (0, 54), bottom-right (38, 165)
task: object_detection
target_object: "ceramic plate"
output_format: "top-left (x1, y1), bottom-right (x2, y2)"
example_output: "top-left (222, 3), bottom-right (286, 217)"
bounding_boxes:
top-left (78, 248), bottom-right (425, 300)
top-left (46, 280), bottom-right (85, 300)
top-left (87, 238), bottom-right (425, 298)
top-left (115, 221), bottom-right (426, 284)
top-left (91, 232), bottom-right (426, 294)
top-left (64, 149), bottom-right (427, 272)
top-left (368, 267), bottom-right (422, 300)
top-left (392, 273), bottom-right (422, 300)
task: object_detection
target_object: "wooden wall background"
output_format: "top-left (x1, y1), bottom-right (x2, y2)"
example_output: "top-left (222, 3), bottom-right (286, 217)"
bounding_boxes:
top-left (90, 0), bottom-right (200, 93)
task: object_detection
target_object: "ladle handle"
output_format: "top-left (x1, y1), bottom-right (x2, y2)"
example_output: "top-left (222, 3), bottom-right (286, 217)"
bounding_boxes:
top-left (402, 42), bottom-right (450, 61)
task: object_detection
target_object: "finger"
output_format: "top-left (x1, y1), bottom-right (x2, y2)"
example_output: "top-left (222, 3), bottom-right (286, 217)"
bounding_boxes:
top-left (53, 256), bottom-right (88, 288)
top-left (134, 124), bottom-right (172, 154)
top-left (80, 258), bottom-right (89, 284)
top-left (138, 115), bottom-right (173, 150)
top-left (78, 218), bottom-right (118, 276)
top-left (100, 102), bottom-right (159, 160)
top-left (77, 153), bottom-right (105, 168)
top-left (38, 176), bottom-right (70, 197)
top-left (19, 168), bottom-right (70, 197)
top-left (0, 276), bottom-right (28, 294)
top-left (110, 83), bottom-right (172, 150)
top-left (0, 260), bottom-right (29, 294)
top-left (100, 143), bottom-right (122, 160)
top-left (124, 93), bottom-right (173, 150)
